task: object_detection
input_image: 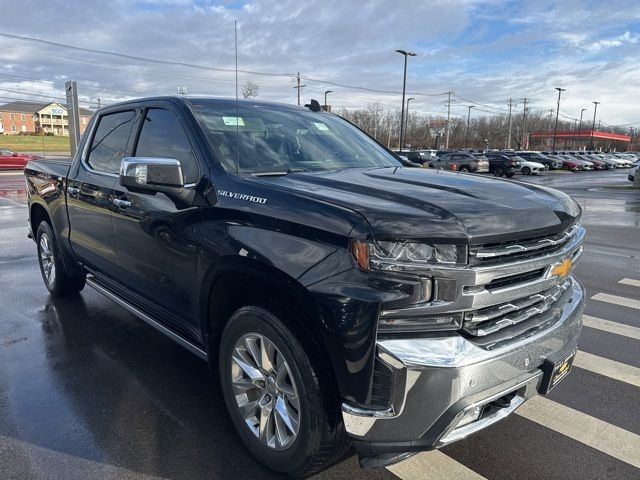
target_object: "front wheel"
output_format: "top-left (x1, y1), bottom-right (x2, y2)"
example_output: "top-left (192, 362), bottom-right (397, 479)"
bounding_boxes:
top-left (219, 306), bottom-right (348, 477)
top-left (521, 167), bottom-right (531, 175)
top-left (36, 221), bottom-right (86, 296)
top-left (493, 166), bottom-right (505, 177)
top-left (459, 166), bottom-right (469, 172)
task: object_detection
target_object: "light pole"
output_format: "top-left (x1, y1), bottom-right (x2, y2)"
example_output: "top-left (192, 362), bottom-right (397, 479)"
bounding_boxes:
top-left (577, 108), bottom-right (587, 150)
top-left (396, 49), bottom-right (416, 150)
top-left (590, 101), bottom-right (600, 150)
top-left (404, 97), bottom-right (414, 148)
top-left (551, 87), bottom-right (565, 152)
top-left (466, 105), bottom-right (475, 148)
top-left (323, 90), bottom-right (333, 111)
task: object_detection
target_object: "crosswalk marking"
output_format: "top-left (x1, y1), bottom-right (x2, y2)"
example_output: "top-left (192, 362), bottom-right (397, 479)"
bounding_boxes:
top-left (619, 278), bottom-right (640, 288)
top-left (573, 351), bottom-right (640, 388)
top-left (582, 314), bottom-right (640, 340)
top-left (388, 450), bottom-right (486, 480)
top-left (591, 292), bottom-right (640, 310)
top-left (516, 396), bottom-right (640, 469)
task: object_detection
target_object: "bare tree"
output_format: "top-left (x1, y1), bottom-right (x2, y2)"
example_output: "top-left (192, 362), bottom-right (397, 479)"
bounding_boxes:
top-left (242, 81), bottom-right (260, 99)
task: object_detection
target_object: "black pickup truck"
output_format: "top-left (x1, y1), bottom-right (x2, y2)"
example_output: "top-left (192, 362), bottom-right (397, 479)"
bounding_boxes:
top-left (25, 96), bottom-right (585, 477)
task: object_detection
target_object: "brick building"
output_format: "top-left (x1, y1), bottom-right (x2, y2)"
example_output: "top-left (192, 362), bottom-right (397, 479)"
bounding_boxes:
top-left (0, 101), bottom-right (94, 136)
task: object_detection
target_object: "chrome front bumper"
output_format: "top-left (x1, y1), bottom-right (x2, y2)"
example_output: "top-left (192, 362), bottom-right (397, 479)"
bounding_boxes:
top-left (342, 278), bottom-right (584, 463)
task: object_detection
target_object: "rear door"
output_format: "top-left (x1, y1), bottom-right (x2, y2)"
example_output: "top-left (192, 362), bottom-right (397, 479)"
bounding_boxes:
top-left (111, 104), bottom-right (204, 338)
top-left (67, 109), bottom-right (137, 275)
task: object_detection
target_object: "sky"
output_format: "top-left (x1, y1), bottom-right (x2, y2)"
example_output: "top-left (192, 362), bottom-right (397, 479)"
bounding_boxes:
top-left (0, 0), bottom-right (639, 128)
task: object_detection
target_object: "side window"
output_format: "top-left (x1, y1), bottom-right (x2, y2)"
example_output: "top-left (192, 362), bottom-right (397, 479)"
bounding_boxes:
top-left (134, 108), bottom-right (199, 184)
top-left (87, 110), bottom-right (136, 174)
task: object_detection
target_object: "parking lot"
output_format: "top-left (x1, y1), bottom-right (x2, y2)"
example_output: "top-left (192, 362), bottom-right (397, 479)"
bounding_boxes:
top-left (1, 168), bottom-right (638, 480)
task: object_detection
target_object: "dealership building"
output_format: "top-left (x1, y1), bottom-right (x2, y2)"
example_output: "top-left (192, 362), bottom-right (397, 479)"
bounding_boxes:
top-left (0, 101), bottom-right (93, 136)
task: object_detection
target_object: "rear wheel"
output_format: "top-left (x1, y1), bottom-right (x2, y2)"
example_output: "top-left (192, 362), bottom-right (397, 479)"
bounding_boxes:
top-left (521, 167), bottom-right (531, 175)
top-left (219, 306), bottom-right (348, 477)
top-left (36, 221), bottom-right (85, 296)
top-left (459, 166), bottom-right (469, 172)
top-left (493, 166), bottom-right (505, 177)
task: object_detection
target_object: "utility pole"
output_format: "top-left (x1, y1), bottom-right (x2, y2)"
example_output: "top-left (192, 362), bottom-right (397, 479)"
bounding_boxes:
top-left (521, 97), bottom-right (528, 150)
top-left (97, 98), bottom-right (101, 108)
top-left (590, 101), bottom-right (600, 150)
top-left (577, 108), bottom-right (586, 150)
top-left (445, 91), bottom-right (453, 149)
top-left (466, 105), bottom-right (475, 148)
top-left (293, 72), bottom-right (306, 106)
top-left (404, 97), bottom-right (414, 148)
top-left (65, 80), bottom-right (81, 157)
top-left (506, 98), bottom-right (514, 149)
top-left (552, 87), bottom-right (565, 152)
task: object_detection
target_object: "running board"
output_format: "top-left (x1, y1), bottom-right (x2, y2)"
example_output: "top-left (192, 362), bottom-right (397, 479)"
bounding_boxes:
top-left (86, 277), bottom-right (208, 361)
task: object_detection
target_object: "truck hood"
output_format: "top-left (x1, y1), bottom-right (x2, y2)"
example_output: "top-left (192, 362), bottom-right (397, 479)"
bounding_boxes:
top-left (254, 167), bottom-right (580, 242)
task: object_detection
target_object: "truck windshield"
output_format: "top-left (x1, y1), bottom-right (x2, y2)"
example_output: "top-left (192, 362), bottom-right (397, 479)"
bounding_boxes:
top-left (191, 103), bottom-right (400, 174)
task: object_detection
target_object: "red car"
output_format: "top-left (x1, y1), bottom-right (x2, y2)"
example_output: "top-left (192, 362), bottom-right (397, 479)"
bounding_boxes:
top-left (0, 149), bottom-right (41, 169)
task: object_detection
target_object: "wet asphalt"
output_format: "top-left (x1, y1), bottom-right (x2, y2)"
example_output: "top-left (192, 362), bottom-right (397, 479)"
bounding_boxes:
top-left (0, 168), bottom-right (639, 480)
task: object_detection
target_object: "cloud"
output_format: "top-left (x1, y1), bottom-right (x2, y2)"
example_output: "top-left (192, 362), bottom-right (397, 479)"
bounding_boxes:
top-left (0, 0), bottom-right (638, 125)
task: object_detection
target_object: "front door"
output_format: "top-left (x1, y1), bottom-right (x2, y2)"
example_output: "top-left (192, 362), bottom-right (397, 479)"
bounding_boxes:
top-left (67, 110), bottom-right (137, 276)
top-left (111, 105), bottom-right (203, 339)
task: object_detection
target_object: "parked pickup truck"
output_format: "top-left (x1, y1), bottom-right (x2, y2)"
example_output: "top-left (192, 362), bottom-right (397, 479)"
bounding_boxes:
top-left (25, 96), bottom-right (585, 477)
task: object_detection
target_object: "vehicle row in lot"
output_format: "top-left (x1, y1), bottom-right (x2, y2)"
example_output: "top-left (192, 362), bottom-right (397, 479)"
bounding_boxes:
top-left (400, 148), bottom-right (639, 176)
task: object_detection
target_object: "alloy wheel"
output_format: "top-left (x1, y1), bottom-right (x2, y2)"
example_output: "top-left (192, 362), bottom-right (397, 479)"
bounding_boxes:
top-left (39, 233), bottom-right (56, 286)
top-left (231, 333), bottom-right (300, 450)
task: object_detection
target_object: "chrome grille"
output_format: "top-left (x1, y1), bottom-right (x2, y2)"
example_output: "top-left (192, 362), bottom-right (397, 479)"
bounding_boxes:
top-left (469, 224), bottom-right (579, 266)
top-left (463, 280), bottom-right (571, 337)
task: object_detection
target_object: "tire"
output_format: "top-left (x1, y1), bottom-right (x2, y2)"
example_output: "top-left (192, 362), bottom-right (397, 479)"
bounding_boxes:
top-left (494, 166), bottom-right (504, 177)
top-left (219, 306), bottom-right (348, 477)
top-left (521, 167), bottom-right (531, 175)
top-left (506, 172), bottom-right (515, 178)
top-left (459, 166), bottom-right (469, 172)
top-left (36, 221), bottom-right (86, 296)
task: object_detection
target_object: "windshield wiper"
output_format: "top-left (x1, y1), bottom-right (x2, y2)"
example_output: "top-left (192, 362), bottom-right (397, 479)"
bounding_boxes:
top-left (252, 167), bottom-right (309, 177)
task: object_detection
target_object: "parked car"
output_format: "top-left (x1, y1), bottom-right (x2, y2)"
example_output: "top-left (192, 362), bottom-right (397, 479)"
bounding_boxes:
top-left (484, 152), bottom-right (522, 177)
top-left (401, 150), bottom-right (433, 165)
top-left (546, 153), bottom-right (582, 171)
top-left (24, 96), bottom-right (585, 477)
top-left (629, 165), bottom-right (638, 183)
top-left (428, 152), bottom-right (489, 173)
top-left (606, 153), bottom-right (633, 168)
top-left (582, 154), bottom-right (617, 170)
top-left (558, 154), bottom-right (594, 171)
top-left (517, 151), bottom-right (562, 170)
top-left (0, 149), bottom-right (41, 169)
top-left (518, 158), bottom-right (545, 175)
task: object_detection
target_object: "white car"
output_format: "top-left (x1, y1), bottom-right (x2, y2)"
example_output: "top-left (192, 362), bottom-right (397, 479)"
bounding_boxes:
top-left (519, 159), bottom-right (545, 175)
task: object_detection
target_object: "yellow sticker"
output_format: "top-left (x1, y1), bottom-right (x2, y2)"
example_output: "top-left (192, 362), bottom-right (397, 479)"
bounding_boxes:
top-left (223, 116), bottom-right (245, 126)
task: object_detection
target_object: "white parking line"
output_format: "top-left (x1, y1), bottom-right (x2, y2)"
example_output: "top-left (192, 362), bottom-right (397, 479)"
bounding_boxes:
top-left (619, 278), bottom-right (640, 288)
top-left (388, 450), bottom-right (486, 480)
top-left (516, 396), bottom-right (640, 469)
top-left (591, 293), bottom-right (640, 311)
top-left (582, 315), bottom-right (640, 341)
top-left (573, 351), bottom-right (640, 388)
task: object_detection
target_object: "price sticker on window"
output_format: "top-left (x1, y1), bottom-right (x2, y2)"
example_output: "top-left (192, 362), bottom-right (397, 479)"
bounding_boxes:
top-left (222, 116), bottom-right (246, 126)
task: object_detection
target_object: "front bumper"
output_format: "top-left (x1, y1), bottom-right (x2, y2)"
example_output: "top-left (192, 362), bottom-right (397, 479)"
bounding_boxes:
top-left (342, 278), bottom-right (584, 467)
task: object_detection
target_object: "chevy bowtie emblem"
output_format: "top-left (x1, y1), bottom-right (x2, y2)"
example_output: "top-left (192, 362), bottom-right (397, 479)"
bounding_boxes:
top-left (551, 258), bottom-right (573, 278)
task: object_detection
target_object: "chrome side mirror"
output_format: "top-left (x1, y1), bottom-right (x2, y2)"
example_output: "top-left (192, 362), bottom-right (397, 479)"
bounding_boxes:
top-left (119, 157), bottom-right (184, 193)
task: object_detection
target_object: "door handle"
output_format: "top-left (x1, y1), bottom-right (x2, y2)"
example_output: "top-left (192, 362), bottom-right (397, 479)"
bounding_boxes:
top-left (113, 198), bottom-right (132, 208)
top-left (68, 186), bottom-right (80, 196)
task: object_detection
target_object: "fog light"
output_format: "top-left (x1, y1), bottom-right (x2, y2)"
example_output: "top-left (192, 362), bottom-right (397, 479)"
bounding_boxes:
top-left (456, 406), bottom-right (483, 428)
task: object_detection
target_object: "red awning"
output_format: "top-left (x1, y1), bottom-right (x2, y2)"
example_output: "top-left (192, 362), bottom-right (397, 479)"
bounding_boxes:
top-left (530, 130), bottom-right (631, 142)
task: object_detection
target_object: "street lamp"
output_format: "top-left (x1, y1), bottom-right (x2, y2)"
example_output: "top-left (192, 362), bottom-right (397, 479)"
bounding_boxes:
top-left (551, 87), bottom-right (565, 152)
top-left (324, 90), bottom-right (333, 111)
top-left (466, 105), bottom-right (475, 148)
top-left (396, 49), bottom-right (417, 151)
top-left (577, 108), bottom-right (587, 150)
top-left (590, 101), bottom-right (600, 150)
top-left (404, 97), bottom-right (415, 148)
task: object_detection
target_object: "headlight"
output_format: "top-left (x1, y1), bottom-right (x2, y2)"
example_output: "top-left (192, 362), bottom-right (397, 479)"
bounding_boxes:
top-left (350, 240), bottom-right (466, 271)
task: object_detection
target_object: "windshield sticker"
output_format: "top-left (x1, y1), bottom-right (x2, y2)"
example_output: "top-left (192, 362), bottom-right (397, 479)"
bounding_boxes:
top-left (217, 189), bottom-right (267, 204)
top-left (222, 116), bottom-right (246, 126)
top-left (314, 122), bottom-right (330, 131)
